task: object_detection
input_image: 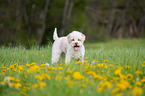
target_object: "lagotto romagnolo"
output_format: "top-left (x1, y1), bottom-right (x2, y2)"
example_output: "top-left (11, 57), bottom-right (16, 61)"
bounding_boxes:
top-left (51, 28), bottom-right (86, 64)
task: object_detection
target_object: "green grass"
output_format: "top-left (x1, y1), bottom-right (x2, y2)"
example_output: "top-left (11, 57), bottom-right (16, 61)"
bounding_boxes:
top-left (0, 39), bottom-right (145, 96)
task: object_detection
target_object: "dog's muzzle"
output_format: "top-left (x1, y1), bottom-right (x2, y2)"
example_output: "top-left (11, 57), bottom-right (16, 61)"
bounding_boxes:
top-left (74, 44), bottom-right (80, 50)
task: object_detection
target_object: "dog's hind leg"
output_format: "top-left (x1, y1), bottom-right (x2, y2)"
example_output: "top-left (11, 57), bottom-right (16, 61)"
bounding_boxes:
top-left (51, 49), bottom-right (62, 64)
top-left (60, 53), bottom-right (65, 63)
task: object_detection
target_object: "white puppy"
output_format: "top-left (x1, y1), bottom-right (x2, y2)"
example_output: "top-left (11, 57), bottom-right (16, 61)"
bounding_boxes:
top-left (51, 28), bottom-right (85, 64)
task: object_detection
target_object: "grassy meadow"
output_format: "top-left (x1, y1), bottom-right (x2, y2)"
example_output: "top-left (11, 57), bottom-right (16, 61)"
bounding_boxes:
top-left (0, 39), bottom-right (145, 96)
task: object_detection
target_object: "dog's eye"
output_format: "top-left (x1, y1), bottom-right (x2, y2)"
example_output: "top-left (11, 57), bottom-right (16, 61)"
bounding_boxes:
top-left (78, 39), bottom-right (81, 41)
top-left (71, 39), bottom-right (74, 41)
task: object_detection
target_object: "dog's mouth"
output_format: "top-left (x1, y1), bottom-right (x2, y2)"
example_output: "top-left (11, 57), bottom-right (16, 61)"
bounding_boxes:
top-left (74, 45), bottom-right (80, 50)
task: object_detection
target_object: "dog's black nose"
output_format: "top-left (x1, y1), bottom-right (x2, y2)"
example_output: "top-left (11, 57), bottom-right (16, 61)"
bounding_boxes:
top-left (75, 42), bottom-right (78, 45)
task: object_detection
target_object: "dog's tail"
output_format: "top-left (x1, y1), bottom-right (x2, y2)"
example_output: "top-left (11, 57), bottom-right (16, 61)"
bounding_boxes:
top-left (53, 28), bottom-right (59, 40)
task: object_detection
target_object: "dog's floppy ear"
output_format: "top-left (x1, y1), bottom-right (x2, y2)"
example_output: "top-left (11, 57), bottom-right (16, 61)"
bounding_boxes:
top-left (67, 33), bottom-right (71, 43)
top-left (82, 33), bottom-right (86, 41)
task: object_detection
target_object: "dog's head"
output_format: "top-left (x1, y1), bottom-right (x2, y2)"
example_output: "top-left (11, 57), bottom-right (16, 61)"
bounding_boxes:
top-left (67, 31), bottom-right (86, 51)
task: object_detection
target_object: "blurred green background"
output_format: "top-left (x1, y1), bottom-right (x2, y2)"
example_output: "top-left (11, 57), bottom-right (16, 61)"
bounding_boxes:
top-left (0, 0), bottom-right (145, 47)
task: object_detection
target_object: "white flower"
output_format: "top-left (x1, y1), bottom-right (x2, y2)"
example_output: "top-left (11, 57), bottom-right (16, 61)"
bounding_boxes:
top-left (45, 63), bottom-right (49, 66)
top-left (4, 77), bottom-right (10, 82)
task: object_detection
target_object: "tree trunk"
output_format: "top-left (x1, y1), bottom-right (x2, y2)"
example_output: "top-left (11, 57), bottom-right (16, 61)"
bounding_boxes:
top-left (67, 0), bottom-right (73, 20)
top-left (60, 0), bottom-right (69, 36)
top-left (60, 0), bottom-right (74, 36)
top-left (37, 0), bottom-right (50, 46)
top-left (23, 3), bottom-right (33, 38)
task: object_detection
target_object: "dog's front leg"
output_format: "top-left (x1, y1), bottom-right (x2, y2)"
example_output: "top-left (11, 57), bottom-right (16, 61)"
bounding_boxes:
top-left (79, 49), bottom-right (85, 63)
top-left (65, 53), bottom-right (71, 64)
top-left (79, 55), bottom-right (84, 64)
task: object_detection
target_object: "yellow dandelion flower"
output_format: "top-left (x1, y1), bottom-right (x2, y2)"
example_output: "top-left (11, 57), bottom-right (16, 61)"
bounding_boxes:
top-left (51, 66), bottom-right (55, 70)
top-left (90, 81), bottom-right (93, 85)
top-left (117, 67), bottom-right (122, 69)
top-left (27, 65), bottom-right (40, 73)
top-left (93, 65), bottom-right (96, 68)
top-left (24, 86), bottom-right (31, 90)
top-left (141, 61), bottom-right (145, 66)
top-left (10, 64), bottom-right (15, 69)
top-left (76, 60), bottom-right (82, 64)
top-left (109, 64), bottom-right (114, 67)
top-left (114, 93), bottom-right (123, 96)
top-left (17, 62), bottom-right (21, 64)
top-left (15, 83), bottom-right (22, 88)
top-left (9, 76), bottom-right (15, 81)
top-left (59, 66), bottom-right (63, 70)
top-left (80, 83), bottom-right (86, 88)
top-left (126, 74), bottom-right (133, 81)
top-left (104, 59), bottom-right (109, 63)
top-left (111, 88), bottom-right (120, 94)
top-left (119, 74), bottom-right (127, 80)
top-left (65, 77), bottom-right (69, 80)
top-left (141, 78), bottom-right (145, 83)
top-left (2, 69), bottom-right (6, 72)
top-left (35, 75), bottom-right (40, 78)
top-left (132, 87), bottom-right (143, 96)
top-left (20, 91), bottom-right (26, 95)
top-left (7, 68), bottom-right (10, 70)
top-left (26, 64), bottom-right (31, 66)
top-left (135, 71), bottom-right (143, 75)
top-left (116, 84), bottom-right (126, 90)
top-left (35, 75), bottom-right (45, 80)
top-left (55, 76), bottom-right (62, 81)
top-left (21, 87), bottom-right (27, 92)
top-left (104, 81), bottom-right (113, 89)
top-left (32, 84), bottom-right (38, 88)
top-left (40, 64), bottom-right (45, 67)
top-left (104, 65), bottom-right (108, 69)
top-left (40, 55), bottom-right (44, 57)
top-left (114, 69), bottom-right (121, 75)
top-left (39, 82), bottom-right (46, 87)
top-left (135, 81), bottom-right (142, 86)
top-left (39, 76), bottom-right (45, 81)
top-left (99, 81), bottom-right (112, 89)
top-left (42, 73), bottom-right (51, 80)
top-left (99, 76), bottom-right (105, 80)
top-left (60, 63), bottom-right (63, 65)
top-left (26, 83), bottom-right (31, 86)
top-left (15, 79), bottom-right (20, 82)
top-left (125, 66), bottom-right (130, 69)
top-left (1, 80), bottom-right (6, 85)
top-left (18, 65), bottom-right (25, 71)
top-left (115, 62), bottom-right (119, 65)
top-left (24, 74), bottom-right (27, 78)
top-left (83, 60), bottom-right (87, 63)
top-left (68, 80), bottom-right (75, 88)
top-left (93, 60), bottom-right (99, 62)
top-left (0, 72), bottom-right (5, 74)
top-left (87, 71), bottom-right (96, 77)
top-left (142, 62), bottom-right (145, 67)
top-left (97, 87), bottom-right (104, 92)
top-left (12, 68), bottom-right (17, 72)
top-left (66, 70), bottom-right (72, 74)
top-left (31, 62), bottom-right (36, 65)
top-left (116, 80), bottom-right (130, 90)
top-left (94, 74), bottom-right (100, 79)
top-left (54, 67), bottom-right (58, 70)
top-left (72, 71), bottom-right (84, 80)
top-left (97, 63), bottom-right (104, 68)
top-left (1, 66), bottom-right (6, 69)
top-left (128, 85), bottom-right (133, 89)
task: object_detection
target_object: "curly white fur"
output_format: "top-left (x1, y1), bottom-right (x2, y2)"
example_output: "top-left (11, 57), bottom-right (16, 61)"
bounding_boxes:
top-left (51, 28), bottom-right (86, 64)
